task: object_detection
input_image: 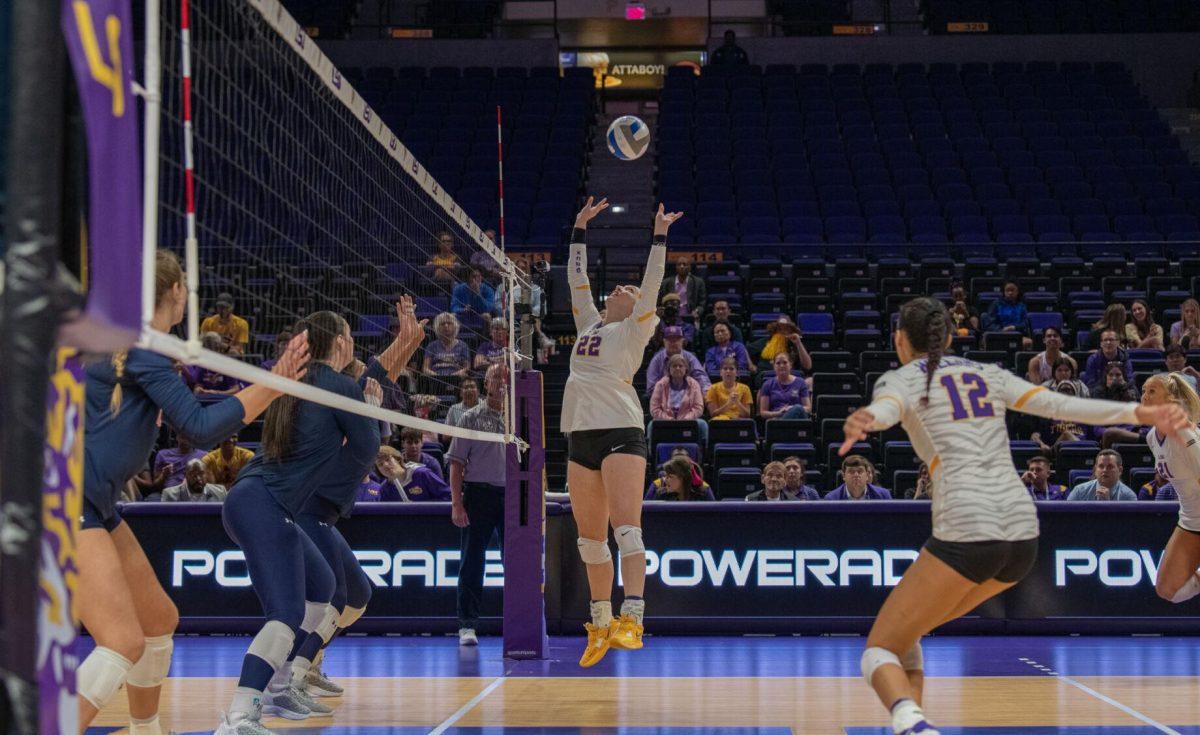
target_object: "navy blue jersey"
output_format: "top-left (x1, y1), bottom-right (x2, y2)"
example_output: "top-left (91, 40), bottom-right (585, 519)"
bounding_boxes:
top-left (85, 349), bottom-right (246, 520)
top-left (238, 363), bottom-right (380, 518)
top-left (312, 359), bottom-right (395, 518)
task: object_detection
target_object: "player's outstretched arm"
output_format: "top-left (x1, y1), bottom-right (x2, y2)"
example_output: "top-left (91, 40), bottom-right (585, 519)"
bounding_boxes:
top-left (1002, 373), bottom-right (1191, 438)
top-left (630, 204), bottom-right (682, 325)
top-left (568, 196), bottom-right (608, 332)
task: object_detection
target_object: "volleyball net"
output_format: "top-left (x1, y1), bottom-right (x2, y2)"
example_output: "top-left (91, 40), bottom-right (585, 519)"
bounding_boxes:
top-left (146, 0), bottom-right (533, 448)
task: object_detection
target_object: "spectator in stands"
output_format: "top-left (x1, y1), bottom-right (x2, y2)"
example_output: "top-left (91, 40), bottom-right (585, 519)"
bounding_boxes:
top-left (375, 445), bottom-right (451, 501)
top-left (1021, 456), bottom-right (1066, 501)
top-left (1031, 381), bottom-right (1090, 453)
top-left (259, 328), bottom-right (293, 371)
top-left (1066, 449), bottom-right (1136, 501)
top-left (1088, 304), bottom-right (1130, 349)
top-left (745, 462), bottom-right (795, 501)
top-left (649, 353), bottom-right (709, 449)
top-left (749, 316), bottom-right (812, 374)
top-left (781, 456), bottom-right (820, 500)
top-left (1170, 298), bottom-right (1200, 349)
top-left (424, 312), bottom-right (471, 379)
top-left (474, 317), bottom-right (508, 370)
top-left (189, 332), bottom-right (242, 396)
top-left (1139, 469), bottom-right (1175, 501)
top-left (1027, 326), bottom-right (1075, 385)
top-left (1126, 299), bottom-right (1164, 350)
top-left (444, 377), bottom-right (480, 428)
top-left (400, 426), bottom-right (444, 480)
top-left (470, 228), bottom-right (501, 282)
top-left (645, 447), bottom-right (705, 499)
top-left (411, 394), bottom-right (443, 444)
top-left (452, 266), bottom-right (499, 321)
top-left (153, 432), bottom-right (205, 489)
top-left (706, 355), bottom-right (753, 420)
top-left (704, 322), bottom-right (754, 375)
top-left (645, 326), bottom-right (710, 396)
top-left (757, 352), bottom-right (811, 420)
top-left (698, 300), bottom-right (744, 352)
top-left (428, 230), bottom-right (461, 284)
top-left (948, 283), bottom-right (980, 337)
top-left (659, 260), bottom-right (706, 324)
top-left (1095, 363), bottom-right (1144, 447)
top-left (826, 455), bottom-right (892, 500)
top-left (1164, 344), bottom-right (1200, 389)
top-left (906, 462), bottom-right (932, 500)
top-left (199, 292), bottom-right (249, 355)
top-left (709, 29), bottom-right (749, 66)
top-left (161, 459), bottom-right (227, 502)
top-left (1083, 330), bottom-right (1134, 394)
top-left (1042, 357), bottom-right (1089, 397)
top-left (654, 293), bottom-right (697, 347)
top-left (650, 456), bottom-right (714, 501)
top-left (981, 281), bottom-right (1032, 349)
top-left (202, 435), bottom-right (254, 486)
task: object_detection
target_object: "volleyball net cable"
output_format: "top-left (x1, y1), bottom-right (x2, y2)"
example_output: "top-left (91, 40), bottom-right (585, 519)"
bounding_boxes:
top-left (141, 0), bottom-right (533, 448)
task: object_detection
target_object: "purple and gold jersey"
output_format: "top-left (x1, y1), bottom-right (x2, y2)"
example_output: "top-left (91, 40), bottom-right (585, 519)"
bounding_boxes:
top-left (867, 357), bottom-right (1139, 542)
top-left (1147, 426), bottom-right (1200, 531)
top-left (561, 232), bottom-right (665, 434)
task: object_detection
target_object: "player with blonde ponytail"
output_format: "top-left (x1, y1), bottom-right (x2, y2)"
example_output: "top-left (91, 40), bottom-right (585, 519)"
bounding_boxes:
top-left (1140, 372), bottom-right (1200, 605)
top-left (78, 250), bottom-right (310, 735)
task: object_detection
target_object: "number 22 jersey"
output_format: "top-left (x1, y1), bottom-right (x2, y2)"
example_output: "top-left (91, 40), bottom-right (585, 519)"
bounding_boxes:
top-left (867, 357), bottom-right (1140, 542)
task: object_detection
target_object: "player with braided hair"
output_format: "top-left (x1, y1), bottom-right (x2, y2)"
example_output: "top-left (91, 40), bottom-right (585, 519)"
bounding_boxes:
top-left (839, 296), bottom-right (1192, 735)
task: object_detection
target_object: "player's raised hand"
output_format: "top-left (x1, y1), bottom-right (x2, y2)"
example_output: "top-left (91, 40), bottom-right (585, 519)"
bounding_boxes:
top-left (654, 203), bottom-right (684, 236)
top-left (395, 295), bottom-right (428, 349)
top-left (271, 329), bottom-right (310, 382)
top-left (574, 196), bottom-right (609, 228)
top-left (839, 407), bottom-right (876, 456)
top-left (1136, 402), bottom-right (1193, 438)
top-left (364, 378), bottom-right (383, 408)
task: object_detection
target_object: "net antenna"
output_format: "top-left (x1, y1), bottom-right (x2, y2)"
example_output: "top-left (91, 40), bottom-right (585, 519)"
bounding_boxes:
top-left (140, 0), bottom-right (533, 450)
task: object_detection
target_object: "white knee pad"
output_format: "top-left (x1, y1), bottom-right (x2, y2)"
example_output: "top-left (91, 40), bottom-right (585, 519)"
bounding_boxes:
top-left (315, 604), bottom-right (339, 644)
top-left (126, 634), bottom-right (174, 688)
top-left (861, 646), bottom-right (901, 685)
top-left (248, 620), bottom-right (295, 673)
top-left (300, 601), bottom-right (327, 633)
top-left (337, 604), bottom-right (366, 630)
top-left (614, 525), bottom-right (644, 559)
top-left (577, 537), bottom-right (612, 565)
top-left (78, 646), bottom-right (133, 709)
top-left (900, 641), bottom-right (924, 672)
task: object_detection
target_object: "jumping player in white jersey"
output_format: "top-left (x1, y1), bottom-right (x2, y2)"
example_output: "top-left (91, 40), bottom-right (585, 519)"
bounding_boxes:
top-left (839, 297), bottom-right (1190, 735)
top-left (1139, 373), bottom-right (1200, 604)
top-left (563, 197), bottom-right (683, 667)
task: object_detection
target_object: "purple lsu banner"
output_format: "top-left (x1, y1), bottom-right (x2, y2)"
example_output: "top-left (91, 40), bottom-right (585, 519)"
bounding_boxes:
top-left (61, 0), bottom-right (143, 346)
top-left (40, 349), bottom-right (85, 735)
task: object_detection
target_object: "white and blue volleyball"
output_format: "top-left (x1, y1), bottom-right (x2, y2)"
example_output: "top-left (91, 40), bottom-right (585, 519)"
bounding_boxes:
top-left (606, 115), bottom-right (650, 161)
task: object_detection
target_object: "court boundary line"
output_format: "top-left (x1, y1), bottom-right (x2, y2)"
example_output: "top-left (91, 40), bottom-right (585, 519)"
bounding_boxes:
top-left (1019, 657), bottom-right (1182, 735)
top-left (426, 675), bottom-right (507, 735)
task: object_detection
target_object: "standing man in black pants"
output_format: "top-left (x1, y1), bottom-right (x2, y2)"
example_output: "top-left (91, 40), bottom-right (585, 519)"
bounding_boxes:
top-left (448, 363), bottom-right (509, 646)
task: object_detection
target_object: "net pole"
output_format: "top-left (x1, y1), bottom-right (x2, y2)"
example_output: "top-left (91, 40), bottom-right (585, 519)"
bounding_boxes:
top-left (179, 0), bottom-right (200, 350)
top-left (497, 103), bottom-right (517, 440)
top-left (141, 0), bottom-right (163, 331)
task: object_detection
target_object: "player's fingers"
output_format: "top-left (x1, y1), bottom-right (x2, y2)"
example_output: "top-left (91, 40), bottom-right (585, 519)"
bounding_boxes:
top-left (837, 435), bottom-right (858, 456)
top-left (596, 197), bottom-right (609, 209)
top-left (584, 196), bottom-right (593, 209)
top-left (657, 202), bottom-right (665, 216)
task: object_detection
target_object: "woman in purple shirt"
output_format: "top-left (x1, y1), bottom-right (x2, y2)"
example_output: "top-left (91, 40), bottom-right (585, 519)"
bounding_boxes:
top-left (757, 352), bottom-right (811, 419)
top-left (423, 312), bottom-right (471, 379)
top-left (704, 323), bottom-right (754, 375)
top-left (473, 317), bottom-right (508, 370)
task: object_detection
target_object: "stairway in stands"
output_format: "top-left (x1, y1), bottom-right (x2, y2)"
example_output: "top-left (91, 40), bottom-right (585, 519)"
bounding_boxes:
top-left (583, 104), bottom-right (657, 247)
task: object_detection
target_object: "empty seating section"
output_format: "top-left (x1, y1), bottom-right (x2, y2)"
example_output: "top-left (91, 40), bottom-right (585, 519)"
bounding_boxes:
top-left (922, 0), bottom-right (1200, 34)
top-left (345, 65), bottom-right (594, 245)
top-left (656, 62), bottom-right (1200, 253)
top-left (282, 0), bottom-right (357, 38)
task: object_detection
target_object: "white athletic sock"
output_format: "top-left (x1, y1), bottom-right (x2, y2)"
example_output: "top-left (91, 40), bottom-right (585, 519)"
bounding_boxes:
top-left (229, 687), bottom-right (262, 720)
top-left (891, 698), bottom-right (925, 734)
top-left (1171, 572), bottom-right (1200, 603)
top-left (290, 656), bottom-right (314, 688)
top-left (620, 597), bottom-right (645, 624)
top-left (267, 665), bottom-right (291, 692)
top-left (590, 600), bottom-right (613, 628)
top-left (129, 715), bottom-right (161, 735)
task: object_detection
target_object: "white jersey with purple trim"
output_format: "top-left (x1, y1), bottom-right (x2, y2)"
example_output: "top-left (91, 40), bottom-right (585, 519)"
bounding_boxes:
top-left (1147, 426), bottom-right (1200, 531)
top-left (560, 236), bottom-right (665, 434)
top-left (867, 356), bottom-right (1140, 543)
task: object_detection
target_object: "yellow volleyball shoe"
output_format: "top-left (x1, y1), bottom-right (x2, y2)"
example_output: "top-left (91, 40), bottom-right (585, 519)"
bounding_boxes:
top-left (608, 614), bottom-right (644, 651)
top-left (579, 622), bottom-right (613, 667)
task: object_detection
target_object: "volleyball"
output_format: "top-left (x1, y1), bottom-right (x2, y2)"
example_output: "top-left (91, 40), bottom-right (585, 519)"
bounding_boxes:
top-left (606, 115), bottom-right (650, 161)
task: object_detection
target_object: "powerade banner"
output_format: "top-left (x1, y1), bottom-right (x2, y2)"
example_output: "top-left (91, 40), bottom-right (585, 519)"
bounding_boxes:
top-left (61, 0), bottom-right (142, 344)
top-left (125, 503), bottom-right (1198, 634)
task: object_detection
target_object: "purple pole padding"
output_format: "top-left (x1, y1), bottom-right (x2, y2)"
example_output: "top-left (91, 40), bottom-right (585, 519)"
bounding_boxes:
top-left (58, 0), bottom-right (143, 350)
top-left (503, 370), bottom-right (549, 659)
top-left (40, 350), bottom-right (85, 735)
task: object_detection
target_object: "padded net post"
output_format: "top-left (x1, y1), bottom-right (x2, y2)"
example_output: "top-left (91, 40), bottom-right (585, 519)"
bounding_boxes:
top-left (503, 369), bottom-right (547, 659)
